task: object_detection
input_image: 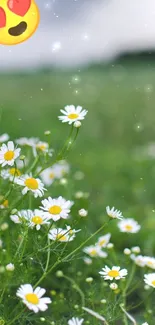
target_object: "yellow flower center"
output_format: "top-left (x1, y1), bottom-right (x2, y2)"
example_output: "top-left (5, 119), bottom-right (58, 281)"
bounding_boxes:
top-left (147, 261), bottom-right (153, 266)
top-left (49, 205), bottom-right (62, 215)
top-left (2, 200), bottom-right (8, 208)
top-left (99, 239), bottom-right (106, 246)
top-left (108, 270), bottom-right (120, 278)
top-left (125, 225), bottom-right (133, 231)
top-left (152, 280), bottom-right (155, 286)
top-left (57, 233), bottom-right (67, 241)
top-left (9, 168), bottom-right (21, 177)
top-left (4, 151), bottom-right (14, 161)
top-left (25, 178), bottom-right (39, 190)
top-left (32, 216), bottom-right (43, 225)
top-left (90, 249), bottom-right (97, 256)
top-left (49, 172), bottom-right (55, 179)
top-left (25, 293), bottom-right (39, 305)
top-left (36, 144), bottom-right (47, 151)
top-left (68, 113), bottom-right (79, 119)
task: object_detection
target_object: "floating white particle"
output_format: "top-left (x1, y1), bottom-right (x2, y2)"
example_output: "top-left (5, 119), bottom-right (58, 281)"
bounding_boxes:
top-left (51, 41), bottom-right (62, 52)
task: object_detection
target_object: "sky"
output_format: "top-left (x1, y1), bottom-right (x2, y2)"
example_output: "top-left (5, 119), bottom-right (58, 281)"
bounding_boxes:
top-left (0, 0), bottom-right (155, 70)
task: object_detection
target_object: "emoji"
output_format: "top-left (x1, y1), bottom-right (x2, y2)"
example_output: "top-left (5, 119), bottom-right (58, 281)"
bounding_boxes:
top-left (0, 0), bottom-right (40, 45)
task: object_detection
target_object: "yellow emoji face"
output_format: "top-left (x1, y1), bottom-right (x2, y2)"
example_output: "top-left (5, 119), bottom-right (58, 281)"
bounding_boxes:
top-left (0, 0), bottom-right (40, 45)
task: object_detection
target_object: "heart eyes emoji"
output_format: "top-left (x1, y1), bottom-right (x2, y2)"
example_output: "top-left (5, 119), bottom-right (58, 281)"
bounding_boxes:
top-left (7, 0), bottom-right (31, 17)
top-left (0, 7), bottom-right (6, 28)
top-left (0, 0), bottom-right (40, 45)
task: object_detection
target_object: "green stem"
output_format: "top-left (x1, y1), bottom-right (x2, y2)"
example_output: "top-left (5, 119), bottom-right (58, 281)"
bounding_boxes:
top-left (7, 307), bottom-right (25, 325)
top-left (35, 125), bottom-right (76, 177)
top-left (44, 236), bottom-right (51, 273)
top-left (35, 220), bottom-right (109, 287)
top-left (62, 274), bottom-right (85, 306)
top-left (27, 155), bottom-right (40, 174)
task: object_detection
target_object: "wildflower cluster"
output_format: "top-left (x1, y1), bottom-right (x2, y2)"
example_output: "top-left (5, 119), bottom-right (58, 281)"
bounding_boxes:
top-left (0, 106), bottom-right (154, 325)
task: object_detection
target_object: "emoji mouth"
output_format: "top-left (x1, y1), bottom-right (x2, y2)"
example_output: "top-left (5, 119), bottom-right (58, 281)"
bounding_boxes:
top-left (8, 21), bottom-right (27, 36)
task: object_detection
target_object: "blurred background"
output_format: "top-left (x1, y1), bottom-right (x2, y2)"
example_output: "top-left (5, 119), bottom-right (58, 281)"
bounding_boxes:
top-left (1, 0), bottom-right (155, 237)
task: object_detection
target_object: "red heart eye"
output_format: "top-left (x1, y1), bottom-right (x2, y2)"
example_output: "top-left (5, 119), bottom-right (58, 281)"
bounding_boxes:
top-left (7, 0), bottom-right (31, 17)
top-left (0, 7), bottom-right (6, 28)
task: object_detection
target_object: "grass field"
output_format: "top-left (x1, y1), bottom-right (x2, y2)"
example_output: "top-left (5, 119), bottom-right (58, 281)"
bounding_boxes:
top-left (1, 60), bottom-right (155, 323)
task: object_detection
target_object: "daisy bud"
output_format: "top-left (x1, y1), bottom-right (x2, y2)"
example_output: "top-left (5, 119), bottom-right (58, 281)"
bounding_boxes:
top-left (131, 246), bottom-right (141, 254)
top-left (40, 318), bottom-right (46, 322)
top-left (109, 283), bottom-right (118, 291)
top-left (101, 299), bottom-right (107, 304)
top-left (74, 305), bottom-right (79, 309)
top-left (74, 121), bottom-right (81, 128)
top-left (75, 191), bottom-right (84, 199)
top-left (59, 178), bottom-right (68, 185)
top-left (144, 285), bottom-right (150, 290)
top-left (124, 248), bottom-right (131, 255)
top-left (20, 155), bottom-right (26, 161)
top-left (107, 243), bottom-right (114, 249)
top-left (11, 209), bottom-right (18, 215)
top-left (1, 223), bottom-right (9, 231)
top-left (74, 171), bottom-right (85, 180)
top-left (44, 130), bottom-right (51, 136)
top-left (78, 209), bottom-right (88, 217)
top-left (86, 277), bottom-right (93, 283)
top-left (83, 257), bottom-right (92, 265)
top-left (6, 263), bottom-right (15, 271)
top-left (56, 270), bottom-right (63, 278)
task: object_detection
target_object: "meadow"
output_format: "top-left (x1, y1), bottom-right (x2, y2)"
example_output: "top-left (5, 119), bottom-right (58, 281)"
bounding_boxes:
top-left (0, 59), bottom-right (155, 324)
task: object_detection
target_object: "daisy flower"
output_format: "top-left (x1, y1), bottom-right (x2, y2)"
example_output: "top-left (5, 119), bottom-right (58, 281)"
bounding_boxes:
top-left (106, 206), bottom-right (123, 220)
top-left (144, 256), bottom-right (155, 269)
top-left (33, 141), bottom-right (53, 157)
top-left (0, 196), bottom-right (8, 209)
top-left (0, 133), bottom-right (9, 142)
top-left (36, 141), bottom-right (49, 152)
top-left (130, 254), bottom-right (146, 267)
top-left (40, 161), bottom-right (69, 186)
top-left (16, 284), bottom-right (51, 313)
top-left (40, 196), bottom-right (73, 221)
top-left (68, 317), bottom-right (84, 325)
top-left (83, 245), bottom-right (107, 258)
top-left (58, 105), bottom-right (88, 125)
top-left (144, 273), bottom-right (155, 288)
top-left (1, 167), bottom-right (21, 181)
top-left (96, 233), bottom-right (111, 248)
top-left (0, 141), bottom-right (21, 167)
top-left (118, 218), bottom-right (141, 233)
top-left (10, 210), bottom-right (32, 224)
top-left (16, 137), bottom-right (39, 147)
top-left (28, 209), bottom-right (50, 230)
top-left (99, 265), bottom-right (128, 281)
top-left (16, 174), bottom-right (46, 198)
top-left (10, 209), bottom-right (50, 231)
top-left (48, 227), bottom-right (74, 242)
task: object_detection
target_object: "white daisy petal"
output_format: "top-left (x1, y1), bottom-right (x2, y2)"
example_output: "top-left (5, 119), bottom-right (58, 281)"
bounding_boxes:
top-left (16, 284), bottom-right (51, 313)
top-left (58, 105), bottom-right (88, 125)
top-left (118, 218), bottom-right (141, 233)
top-left (99, 265), bottom-right (128, 281)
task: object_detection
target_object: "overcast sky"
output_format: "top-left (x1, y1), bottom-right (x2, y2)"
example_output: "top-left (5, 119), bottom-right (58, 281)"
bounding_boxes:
top-left (0, 0), bottom-right (155, 70)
